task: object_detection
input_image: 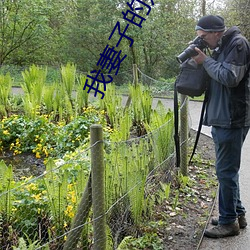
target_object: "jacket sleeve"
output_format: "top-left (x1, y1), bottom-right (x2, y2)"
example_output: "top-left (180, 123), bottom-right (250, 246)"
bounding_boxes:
top-left (203, 38), bottom-right (250, 87)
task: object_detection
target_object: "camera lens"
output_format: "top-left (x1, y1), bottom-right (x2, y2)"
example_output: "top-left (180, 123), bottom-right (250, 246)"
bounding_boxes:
top-left (176, 44), bottom-right (198, 63)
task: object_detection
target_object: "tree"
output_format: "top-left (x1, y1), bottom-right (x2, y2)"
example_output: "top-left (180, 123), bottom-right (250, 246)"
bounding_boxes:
top-left (0, 0), bottom-right (51, 65)
top-left (220, 0), bottom-right (250, 39)
top-left (63, 0), bottom-right (121, 71)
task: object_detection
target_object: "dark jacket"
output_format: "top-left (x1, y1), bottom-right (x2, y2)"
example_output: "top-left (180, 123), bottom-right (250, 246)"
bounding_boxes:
top-left (203, 26), bottom-right (250, 128)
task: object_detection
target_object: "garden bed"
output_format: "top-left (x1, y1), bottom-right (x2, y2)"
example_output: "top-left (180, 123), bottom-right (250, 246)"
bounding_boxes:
top-left (160, 131), bottom-right (217, 250)
top-left (0, 130), bottom-right (217, 250)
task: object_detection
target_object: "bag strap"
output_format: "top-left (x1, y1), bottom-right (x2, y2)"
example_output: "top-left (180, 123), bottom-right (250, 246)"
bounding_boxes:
top-left (188, 91), bottom-right (208, 164)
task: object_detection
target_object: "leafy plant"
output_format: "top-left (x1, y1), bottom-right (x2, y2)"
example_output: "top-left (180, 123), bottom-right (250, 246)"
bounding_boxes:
top-left (0, 107), bottom-right (103, 157)
top-left (43, 159), bottom-right (68, 219)
top-left (21, 65), bottom-right (47, 118)
top-left (117, 233), bottom-right (163, 250)
top-left (12, 176), bottom-right (49, 241)
top-left (178, 173), bottom-right (192, 189)
top-left (158, 182), bottom-right (171, 203)
top-left (13, 236), bottom-right (43, 250)
top-left (60, 63), bottom-right (76, 103)
top-left (0, 161), bottom-right (15, 222)
top-left (0, 73), bottom-right (12, 117)
top-left (99, 83), bottom-right (123, 128)
top-left (129, 84), bottom-right (153, 131)
top-left (172, 190), bottom-right (180, 210)
top-left (145, 100), bottom-right (175, 164)
top-left (43, 84), bottom-right (55, 114)
top-left (76, 74), bottom-right (90, 114)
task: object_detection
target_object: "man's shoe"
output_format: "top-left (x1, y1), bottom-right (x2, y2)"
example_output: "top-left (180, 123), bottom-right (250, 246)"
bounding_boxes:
top-left (204, 222), bottom-right (240, 238)
top-left (238, 215), bottom-right (248, 228)
top-left (211, 214), bottom-right (247, 229)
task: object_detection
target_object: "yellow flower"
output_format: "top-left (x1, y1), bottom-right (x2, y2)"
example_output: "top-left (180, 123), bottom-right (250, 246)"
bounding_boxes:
top-left (36, 152), bottom-right (41, 158)
top-left (65, 205), bottom-right (74, 218)
top-left (71, 195), bottom-right (76, 204)
top-left (100, 110), bottom-right (106, 115)
top-left (12, 207), bottom-right (17, 212)
top-left (3, 130), bottom-right (9, 135)
top-left (26, 183), bottom-right (37, 191)
top-left (42, 147), bottom-right (49, 157)
top-left (21, 176), bottom-right (32, 181)
top-left (14, 149), bottom-right (21, 155)
top-left (32, 193), bottom-right (42, 201)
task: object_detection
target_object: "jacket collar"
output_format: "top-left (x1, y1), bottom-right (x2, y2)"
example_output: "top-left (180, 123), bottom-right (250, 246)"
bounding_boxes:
top-left (221, 26), bottom-right (241, 46)
top-left (212, 26), bottom-right (241, 58)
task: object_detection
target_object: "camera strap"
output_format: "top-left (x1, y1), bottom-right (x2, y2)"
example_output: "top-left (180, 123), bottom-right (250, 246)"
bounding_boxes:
top-left (174, 82), bottom-right (181, 168)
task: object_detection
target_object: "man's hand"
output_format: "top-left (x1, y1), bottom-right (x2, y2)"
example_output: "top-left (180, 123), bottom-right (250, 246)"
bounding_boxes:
top-left (192, 47), bottom-right (207, 64)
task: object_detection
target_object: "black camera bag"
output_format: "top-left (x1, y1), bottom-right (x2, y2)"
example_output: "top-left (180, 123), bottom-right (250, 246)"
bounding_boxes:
top-left (175, 58), bottom-right (209, 97)
top-left (174, 58), bottom-right (210, 168)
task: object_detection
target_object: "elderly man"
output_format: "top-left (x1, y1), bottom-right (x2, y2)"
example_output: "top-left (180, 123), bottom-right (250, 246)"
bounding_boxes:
top-left (192, 15), bottom-right (250, 238)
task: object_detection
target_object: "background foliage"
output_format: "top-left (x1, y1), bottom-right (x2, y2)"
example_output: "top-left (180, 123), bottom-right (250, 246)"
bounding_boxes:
top-left (1, 0), bottom-right (249, 82)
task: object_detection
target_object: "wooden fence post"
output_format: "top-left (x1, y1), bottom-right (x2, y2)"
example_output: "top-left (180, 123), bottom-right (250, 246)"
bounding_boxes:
top-left (133, 64), bottom-right (138, 86)
top-left (180, 94), bottom-right (188, 176)
top-left (125, 64), bottom-right (138, 109)
top-left (91, 124), bottom-right (106, 250)
top-left (63, 175), bottom-right (92, 250)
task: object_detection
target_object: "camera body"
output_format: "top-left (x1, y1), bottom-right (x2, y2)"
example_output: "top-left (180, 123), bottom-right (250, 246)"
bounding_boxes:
top-left (176, 36), bottom-right (208, 64)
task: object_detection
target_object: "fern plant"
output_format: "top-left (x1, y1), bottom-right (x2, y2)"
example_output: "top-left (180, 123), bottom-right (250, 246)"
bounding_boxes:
top-left (12, 234), bottom-right (47, 250)
top-left (0, 73), bottom-right (12, 117)
top-left (21, 65), bottom-right (47, 118)
top-left (99, 83), bottom-right (122, 128)
top-left (105, 137), bottom-right (152, 225)
top-left (129, 84), bottom-right (153, 135)
top-left (0, 160), bottom-right (14, 222)
top-left (76, 74), bottom-right (90, 115)
top-left (43, 159), bottom-right (68, 232)
top-left (43, 84), bottom-right (55, 114)
top-left (145, 100), bottom-right (175, 164)
top-left (61, 63), bottom-right (76, 103)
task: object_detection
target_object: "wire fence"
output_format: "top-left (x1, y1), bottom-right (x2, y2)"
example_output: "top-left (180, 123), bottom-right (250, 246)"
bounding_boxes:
top-left (138, 67), bottom-right (175, 93)
top-left (0, 66), bottom-right (191, 249)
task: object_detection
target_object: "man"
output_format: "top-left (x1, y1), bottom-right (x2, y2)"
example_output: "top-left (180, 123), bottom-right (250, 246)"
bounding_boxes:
top-left (192, 15), bottom-right (250, 238)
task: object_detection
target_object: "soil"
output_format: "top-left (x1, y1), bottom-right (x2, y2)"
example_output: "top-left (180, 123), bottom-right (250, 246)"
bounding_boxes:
top-left (0, 152), bottom-right (45, 180)
top-left (158, 130), bottom-right (217, 250)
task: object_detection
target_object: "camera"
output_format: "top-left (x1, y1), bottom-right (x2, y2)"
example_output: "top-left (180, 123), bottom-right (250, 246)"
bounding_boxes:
top-left (176, 36), bottom-right (208, 64)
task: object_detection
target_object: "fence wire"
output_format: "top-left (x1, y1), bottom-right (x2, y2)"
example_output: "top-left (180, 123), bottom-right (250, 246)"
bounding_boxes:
top-left (0, 67), bottom-right (192, 249)
top-left (137, 67), bottom-right (175, 96)
top-left (0, 119), bottom-right (187, 249)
